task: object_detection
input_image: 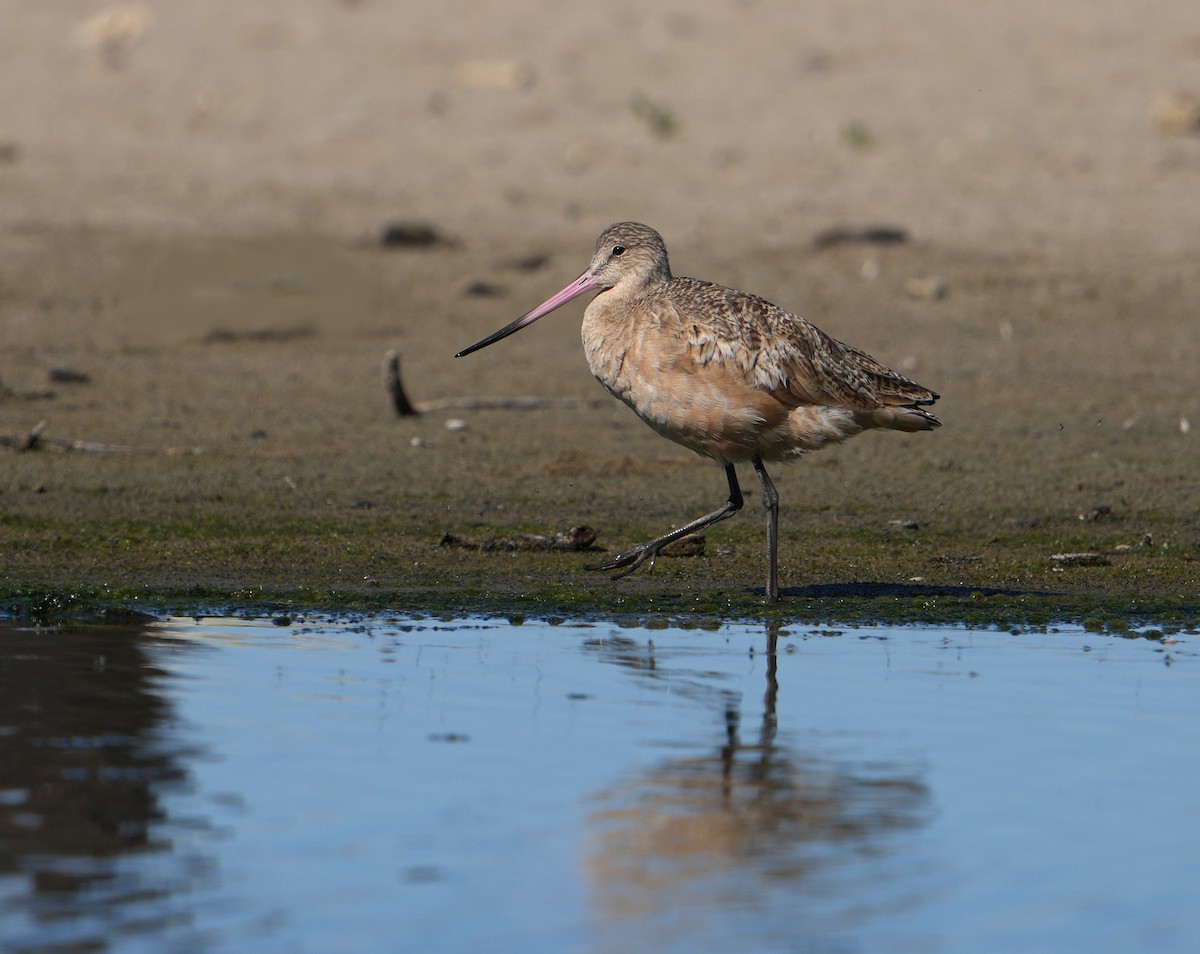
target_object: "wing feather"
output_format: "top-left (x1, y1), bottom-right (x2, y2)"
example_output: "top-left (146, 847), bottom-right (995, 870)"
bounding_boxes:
top-left (664, 277), bottom-right (936, 414)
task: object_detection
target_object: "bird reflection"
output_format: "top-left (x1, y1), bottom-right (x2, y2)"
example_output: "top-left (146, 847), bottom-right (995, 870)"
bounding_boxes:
top-left (583, 625), bottom-right (930, 933)
top-left (0, 619), bottom-right (208, 951)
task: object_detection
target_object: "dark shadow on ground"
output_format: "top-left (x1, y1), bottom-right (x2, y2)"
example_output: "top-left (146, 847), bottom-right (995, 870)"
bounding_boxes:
top-left (778, 581), bottom-right (1059, 599)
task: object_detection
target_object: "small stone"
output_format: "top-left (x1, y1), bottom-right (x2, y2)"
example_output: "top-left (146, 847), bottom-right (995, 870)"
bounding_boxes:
top-left (48, 367), bottom-right (91, 384)
top-left (379, 222), bottom-right (445, 248)
top-left (74, 3), bottom-right (152, 66)
top-left (463, 281), bottom-right (505, 298)
top-left (553, 526), bottom-right (597, 550)
top-left (841, 121), bottom-right (875, 150)
top-left (903, 276), bottom-right (947, 300)
top-left (1151, 91), bottom-right (1200, 135)
top-left (456, 59), bottom-right (534, 90)
top-left (444, 418), bottom-right (467, 432)
top-left (501, 254), bottom-right (550, 272)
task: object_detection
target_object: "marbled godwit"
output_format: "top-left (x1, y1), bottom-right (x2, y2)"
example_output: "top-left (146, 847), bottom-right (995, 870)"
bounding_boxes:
top-left (456, 222), bottom-right (940, 602)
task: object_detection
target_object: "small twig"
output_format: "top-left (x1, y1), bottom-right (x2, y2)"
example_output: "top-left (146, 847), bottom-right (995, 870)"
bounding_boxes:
top-left (283, 475), bottom-right (327, 506)
top-left (53, 437), bottom-right (136, 453)
top-left (0, 420), bottom-right (134, 454)
top-left (0, 419), bottom-right (46, 451)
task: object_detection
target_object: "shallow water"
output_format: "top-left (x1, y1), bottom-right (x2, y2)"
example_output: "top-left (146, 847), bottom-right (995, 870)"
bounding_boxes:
top-left (1, 614), bottom-right (1196, 953)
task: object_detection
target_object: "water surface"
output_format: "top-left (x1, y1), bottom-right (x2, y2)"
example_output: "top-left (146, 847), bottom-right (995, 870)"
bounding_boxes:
top-left (1, 614), bottom-right (1196, 953)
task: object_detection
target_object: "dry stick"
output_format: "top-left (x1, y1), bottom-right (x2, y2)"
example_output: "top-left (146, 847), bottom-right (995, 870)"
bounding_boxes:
top-left (0, 419), bottom-right (135, 454)
top-left (0, 419), bottom-right (46, 451)
top-left (0, 382), bottom-right (56, 400)
top-left (383, 351), bottom-right (419, 416)
top-left (383, 350), bottom-right (578, 416)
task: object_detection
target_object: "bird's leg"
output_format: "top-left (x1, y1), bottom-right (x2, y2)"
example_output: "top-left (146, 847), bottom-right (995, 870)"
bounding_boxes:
top-left (591, 463), bottom-right (744, 580)
top-left (752, 455), bottom-right (781, 602)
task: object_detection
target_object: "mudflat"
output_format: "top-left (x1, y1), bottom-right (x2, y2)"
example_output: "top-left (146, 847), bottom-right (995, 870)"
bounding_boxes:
top-left (2, 2), bottom-right (1198, 621)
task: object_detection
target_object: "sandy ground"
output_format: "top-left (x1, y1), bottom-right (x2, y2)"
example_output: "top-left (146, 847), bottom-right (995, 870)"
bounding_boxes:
top-left (2, 1), bottom-right (1199, 611)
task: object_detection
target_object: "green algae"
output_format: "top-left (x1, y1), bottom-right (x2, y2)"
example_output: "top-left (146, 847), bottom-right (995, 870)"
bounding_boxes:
top-left (2, 499), bottom-right (1197, 629)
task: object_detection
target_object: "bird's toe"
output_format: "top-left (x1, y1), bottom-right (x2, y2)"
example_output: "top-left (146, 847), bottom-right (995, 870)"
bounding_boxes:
top-left (588, 543), bottom-right (658, 578)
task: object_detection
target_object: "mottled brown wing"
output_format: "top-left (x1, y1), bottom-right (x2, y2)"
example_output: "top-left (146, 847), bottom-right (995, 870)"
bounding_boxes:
top-left (835, 341), bottom-right (940, 407)
top-left (668, 278), bottom-right (897, 413)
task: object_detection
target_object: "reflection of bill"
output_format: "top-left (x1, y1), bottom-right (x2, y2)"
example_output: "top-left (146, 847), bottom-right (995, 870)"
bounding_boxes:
top-left (584, 626), bottom-right (931, 938)
top-left (0, 619), bottom-right (206, 949)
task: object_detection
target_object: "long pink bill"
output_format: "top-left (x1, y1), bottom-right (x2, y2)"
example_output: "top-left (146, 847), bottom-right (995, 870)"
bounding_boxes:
top-left (455, 270), bottom-right (601, 358)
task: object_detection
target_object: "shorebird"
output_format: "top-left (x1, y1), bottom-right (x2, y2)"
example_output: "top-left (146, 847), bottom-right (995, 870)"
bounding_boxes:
top-left (456, 222), bottom-right (940, 602)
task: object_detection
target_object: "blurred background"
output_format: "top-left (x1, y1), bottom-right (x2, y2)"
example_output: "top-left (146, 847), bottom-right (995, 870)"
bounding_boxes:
top-left (3, 0), bottom-right (1198, 254)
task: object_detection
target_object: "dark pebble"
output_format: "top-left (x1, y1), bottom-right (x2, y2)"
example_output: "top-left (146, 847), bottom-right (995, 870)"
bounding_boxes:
top-left (812, 226), bottom-right (910, 249)
top-left (501, 253), bottom-right (550, 272)
top-left (379, 222), bottom-right (445, 248)
top-left (463, 281), bottom-right (505, 297)
top-left (49, 367), bottom-right (91, 384)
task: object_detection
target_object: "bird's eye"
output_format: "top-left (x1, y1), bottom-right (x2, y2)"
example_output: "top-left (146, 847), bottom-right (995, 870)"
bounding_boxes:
top-left (611, 245), bottom-right (625, 256)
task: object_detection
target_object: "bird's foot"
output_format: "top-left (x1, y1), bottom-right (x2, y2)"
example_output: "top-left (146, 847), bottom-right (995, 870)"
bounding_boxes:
top-left (588, 542), bottom-right (661, 581)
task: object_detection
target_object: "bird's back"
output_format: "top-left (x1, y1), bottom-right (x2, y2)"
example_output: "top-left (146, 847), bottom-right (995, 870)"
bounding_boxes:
top-left (583, 273), bottom-right (938, 463)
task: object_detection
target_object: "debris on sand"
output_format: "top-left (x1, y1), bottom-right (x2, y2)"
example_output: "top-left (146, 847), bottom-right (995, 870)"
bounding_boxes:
top-left (1150, 91), bottom-right (1200, 135)
top-left (456, 59), bottom-right (534, 91)
top-left (49, 367), bottom-right (92, 384)
top-left (379, 222), bottom-right (449, 249)
top-left (383, 350), bottom-right (579, 418)
top-left (439, 526), bottom-right (598, 552)
top-left (1050, 552), bottom-right (1111, 567)
top-left (74, 3), bottom-right (152, 69)
top-left (383, 351), bottom-right (420, 416)
top-left (903, 276), bottom-right (948, 300)
top-left (0, 377), bottom-right (55, 401)
top-left (659, 536), bottom-right (706, 558)
top-left (0, 420), bottom-right (135, 454)
top-left (812, 226), bottom-right (909, 250)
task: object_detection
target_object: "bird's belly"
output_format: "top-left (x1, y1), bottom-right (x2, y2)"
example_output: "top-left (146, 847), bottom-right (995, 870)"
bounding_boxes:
top-left (588, 341), bottom-right (860, 463)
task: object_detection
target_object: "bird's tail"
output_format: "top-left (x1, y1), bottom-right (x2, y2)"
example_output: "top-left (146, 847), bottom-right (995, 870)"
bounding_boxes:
top-left (855, 405), bottom-right (942, 432)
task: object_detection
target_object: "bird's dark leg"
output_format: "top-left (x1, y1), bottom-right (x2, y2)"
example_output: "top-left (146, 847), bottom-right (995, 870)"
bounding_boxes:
top-left (752, 455), bottom-right (781, 602)
top-left (591, 463), bottom-right (744, 580)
